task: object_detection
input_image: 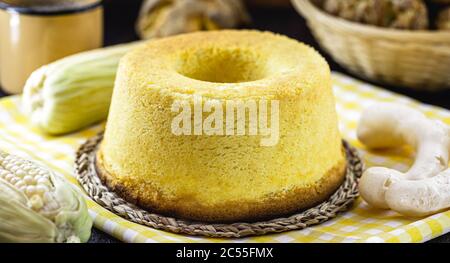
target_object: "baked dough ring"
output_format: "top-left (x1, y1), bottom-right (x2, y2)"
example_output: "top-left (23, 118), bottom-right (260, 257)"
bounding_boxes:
top-left (97, 30), bottom-right (346, 222)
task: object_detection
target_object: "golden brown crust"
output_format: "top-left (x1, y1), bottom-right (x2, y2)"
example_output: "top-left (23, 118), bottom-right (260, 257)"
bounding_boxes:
top-left (95, 149), bottom-right (347, 223)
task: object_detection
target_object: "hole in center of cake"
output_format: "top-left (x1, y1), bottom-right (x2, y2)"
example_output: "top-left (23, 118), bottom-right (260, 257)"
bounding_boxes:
top-left (175, 47), bottom-right (268, 83)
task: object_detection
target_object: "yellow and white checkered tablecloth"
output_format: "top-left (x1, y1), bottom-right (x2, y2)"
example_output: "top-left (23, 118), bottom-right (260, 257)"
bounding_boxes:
top-left (0, 72), bottom-right (449, 243)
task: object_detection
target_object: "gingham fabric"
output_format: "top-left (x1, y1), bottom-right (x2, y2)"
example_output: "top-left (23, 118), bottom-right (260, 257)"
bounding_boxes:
top-left (0, 72), bottom-right (449, 243)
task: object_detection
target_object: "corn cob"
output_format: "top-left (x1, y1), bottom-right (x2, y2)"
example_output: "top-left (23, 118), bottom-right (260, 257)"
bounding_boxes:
top-left (0, 150), bottom-right (92, 243)
top-left (22, 41), bottom-right (143, 135)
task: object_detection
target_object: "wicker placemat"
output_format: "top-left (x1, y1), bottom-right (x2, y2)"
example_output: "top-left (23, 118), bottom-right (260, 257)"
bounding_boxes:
top-left (75, 133), bottom-right (363, 238)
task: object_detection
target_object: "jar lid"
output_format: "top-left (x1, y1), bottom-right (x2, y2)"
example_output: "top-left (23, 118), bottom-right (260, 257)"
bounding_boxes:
top-left (0, 0), bottom-right (102, 15)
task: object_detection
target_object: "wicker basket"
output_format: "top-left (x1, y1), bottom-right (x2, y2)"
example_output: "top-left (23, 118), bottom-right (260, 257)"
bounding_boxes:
top-left (292, 0), bottom-right (450, 91)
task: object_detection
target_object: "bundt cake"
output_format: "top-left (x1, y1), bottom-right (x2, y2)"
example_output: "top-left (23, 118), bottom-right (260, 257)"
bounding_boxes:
top-left (97, 30), bottom-right (346, 222)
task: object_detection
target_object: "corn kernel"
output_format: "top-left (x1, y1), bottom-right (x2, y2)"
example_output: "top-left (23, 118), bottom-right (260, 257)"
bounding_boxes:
top-left (30, 195), bottom-right (44, 211)
top-left (24, 175), bottom-right (35, 185)
top-left (25, 185), bottom-right (36, 197)
top-left (36, 185), bottom-right (48, 195)
top-left (15, 170), bottom-right (26, 178)
top-left (5, 174), bottom-right (14, 182)
top-left (15, 180), bottom-right (25, 188)
top-left (10, 177), bottom-right (19, 185)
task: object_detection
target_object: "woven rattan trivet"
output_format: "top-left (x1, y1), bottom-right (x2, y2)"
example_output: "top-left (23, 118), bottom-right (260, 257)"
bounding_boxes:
top-left (75, 133), bottom-right (363, 238)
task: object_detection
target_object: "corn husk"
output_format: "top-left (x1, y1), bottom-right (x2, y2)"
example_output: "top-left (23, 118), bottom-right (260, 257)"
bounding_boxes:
top-left (136, 0), bottom-right (250, 39)
top-left (22, 42), bottom-right (143, 135)
top-left (0, 151), bottom-right (92, 243)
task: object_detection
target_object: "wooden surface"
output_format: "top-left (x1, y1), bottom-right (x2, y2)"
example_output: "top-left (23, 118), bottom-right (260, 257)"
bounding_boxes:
top-left (1, 0), bottom-right (449, 243)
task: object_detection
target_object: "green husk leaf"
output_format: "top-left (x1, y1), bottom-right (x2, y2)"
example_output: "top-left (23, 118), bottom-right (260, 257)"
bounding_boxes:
top-left (23, 42), bottom-right (144, 135)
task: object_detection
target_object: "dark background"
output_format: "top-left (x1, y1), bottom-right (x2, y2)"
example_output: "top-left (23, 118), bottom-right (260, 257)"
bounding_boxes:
top-left (1, 0), bottom-right (449, 243)
top-left (99, 0), bottom-right (450, 109)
